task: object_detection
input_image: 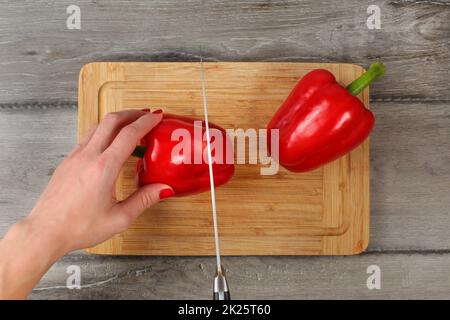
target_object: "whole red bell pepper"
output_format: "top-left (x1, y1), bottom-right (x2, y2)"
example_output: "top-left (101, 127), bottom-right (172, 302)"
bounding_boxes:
top-left (267, 62), bottom-right (385, 172)
top-left (136, 113), bottom-right (235, 196)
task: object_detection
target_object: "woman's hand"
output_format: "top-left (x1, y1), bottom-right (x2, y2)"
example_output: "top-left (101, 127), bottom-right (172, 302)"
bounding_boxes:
top-left (0, 109), bottom-right (173, 299)
top-left (28, 108), bottom-right (173, 252)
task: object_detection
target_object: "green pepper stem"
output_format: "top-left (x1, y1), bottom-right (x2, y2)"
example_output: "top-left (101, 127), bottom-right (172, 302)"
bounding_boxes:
top-left (346, 62), bottom-right (385, 96)
top-left (132, 145), bottom-right (147, 158)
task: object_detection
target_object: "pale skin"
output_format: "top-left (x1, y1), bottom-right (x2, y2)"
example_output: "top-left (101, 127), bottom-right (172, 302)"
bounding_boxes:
top-left (0, 109), bottom-right (173, 299)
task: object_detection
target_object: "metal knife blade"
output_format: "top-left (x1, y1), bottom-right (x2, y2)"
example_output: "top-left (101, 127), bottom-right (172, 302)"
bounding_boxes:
top-left (199, 59), bottom-right (230, 300)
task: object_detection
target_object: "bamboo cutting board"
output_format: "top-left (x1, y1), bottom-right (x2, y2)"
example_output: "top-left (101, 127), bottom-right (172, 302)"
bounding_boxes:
top-left (78, 62), bottom-right (370, 256)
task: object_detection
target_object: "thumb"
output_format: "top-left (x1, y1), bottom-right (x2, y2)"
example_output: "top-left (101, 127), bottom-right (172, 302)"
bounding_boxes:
top-left (116, 183), bottom-right (174, 222)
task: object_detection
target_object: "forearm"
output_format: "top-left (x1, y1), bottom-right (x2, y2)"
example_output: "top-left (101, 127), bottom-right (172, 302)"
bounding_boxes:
top-left (0, 218), bottom-right (65, 299)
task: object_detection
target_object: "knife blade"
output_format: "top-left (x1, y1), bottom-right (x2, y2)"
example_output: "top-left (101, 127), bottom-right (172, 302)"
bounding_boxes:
top-left (199, 59), bottom-right (230, 300)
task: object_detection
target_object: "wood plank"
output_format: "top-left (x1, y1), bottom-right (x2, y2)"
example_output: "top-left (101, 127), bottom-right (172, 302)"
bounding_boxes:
top-left (0, 106), bottom-right (77, 234)
top-left (0, 101), bottom-right (449, 251)
top-left (0, 0), bottom-right (449, 103)
top-left (28, 251), bottom-right (450, 299)
top-left (369, 100), bottom-right (450, 250)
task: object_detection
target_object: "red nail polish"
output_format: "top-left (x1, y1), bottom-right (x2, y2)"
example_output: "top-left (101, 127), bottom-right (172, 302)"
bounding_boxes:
top-left (141, 108), bottom-right (150, 112)
top-left (159, 188), bottom-right (174, 200)
top-left (152, 109), bottom-right (163, 114)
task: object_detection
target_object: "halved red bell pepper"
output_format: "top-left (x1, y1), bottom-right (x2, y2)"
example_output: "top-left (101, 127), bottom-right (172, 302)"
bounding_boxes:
top-left (267, 62), bottom-right (385, 172)
top-left (136, 114), bottom-right (235, 197)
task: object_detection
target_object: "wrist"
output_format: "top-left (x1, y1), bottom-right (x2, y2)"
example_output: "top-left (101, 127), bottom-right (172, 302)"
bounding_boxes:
top-left (19, 216), bottom-right (69, 261)
top-left (0, 218), bottom-right (67, 299)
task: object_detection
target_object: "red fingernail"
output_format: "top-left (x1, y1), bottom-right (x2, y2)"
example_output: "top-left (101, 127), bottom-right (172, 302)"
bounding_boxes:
top-left (152, 109), bottom-right (163, 114)
top-left (141, 108), bottom-right (150, 112)
top-left (159, 188), bottom-right (174, 200)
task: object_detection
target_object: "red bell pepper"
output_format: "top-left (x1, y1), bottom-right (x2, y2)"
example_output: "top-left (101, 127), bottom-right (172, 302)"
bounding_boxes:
top-left (267, 62), bottom-right (385, 172)
top-left (136, 114), bottom-right (235, 196)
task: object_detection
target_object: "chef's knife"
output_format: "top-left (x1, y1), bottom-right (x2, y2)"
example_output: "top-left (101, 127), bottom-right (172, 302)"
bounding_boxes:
top-left (199, 59), bottom-right (231, 300)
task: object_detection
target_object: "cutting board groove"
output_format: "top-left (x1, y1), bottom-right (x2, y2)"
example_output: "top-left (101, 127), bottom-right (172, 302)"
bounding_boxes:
top-left (78, 62), bottom-right (369, 256)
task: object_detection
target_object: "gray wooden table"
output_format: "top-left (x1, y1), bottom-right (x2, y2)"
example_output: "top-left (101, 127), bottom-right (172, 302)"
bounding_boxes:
top-left (0, 0), bottom-right (449, 299)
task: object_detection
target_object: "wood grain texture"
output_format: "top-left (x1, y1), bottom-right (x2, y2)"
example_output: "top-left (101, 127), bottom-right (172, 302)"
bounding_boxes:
top-left (28, 252), bottom-right (450, 299)
top-left (1, 101), bottom-right (448, 251)
top-left (0, 0), bottom-right (449, 103)
top-left (0, 106), bottom-right (77, 233)
top-left (78, 62), bottom-right (369, 256)
top-left (0, 0), bottom-right (449, 299)
top-left (369, 100), bottom-right (450, 251)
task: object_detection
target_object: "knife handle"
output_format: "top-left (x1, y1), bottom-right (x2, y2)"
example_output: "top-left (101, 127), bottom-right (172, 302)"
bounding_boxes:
top-left (213, 291), bottom-right (230, 300)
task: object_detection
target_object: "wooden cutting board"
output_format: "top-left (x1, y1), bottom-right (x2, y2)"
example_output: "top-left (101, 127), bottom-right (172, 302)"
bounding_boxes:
top-left (78, 62), bottom-right (370, 256)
